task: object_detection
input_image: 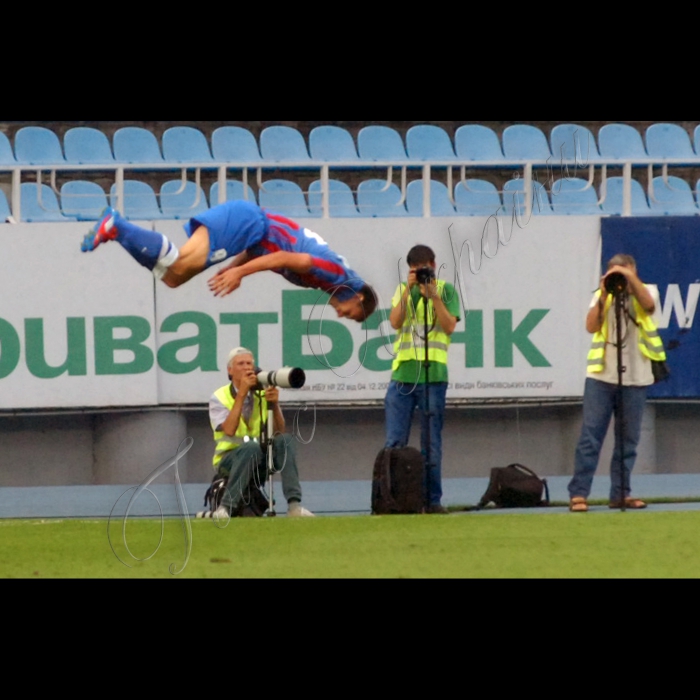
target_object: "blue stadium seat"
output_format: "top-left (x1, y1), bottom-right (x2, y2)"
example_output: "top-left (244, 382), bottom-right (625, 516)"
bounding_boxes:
top-left (0, 132), bottom-right (16, 165)
top-left (357, 179), bottom-right (409, 217)
top-left (406, 180), bottom-right (456, 216)
top-left (550, 124), bottom-right (602, 163)
top-left (113, 127), bottom-right (164, 164)
top-left (502, 179), bottom-right (553, 216)
top-left (14, 127), bottom-right (65, 166)
top-left (502, 125), bottom-right (552, 162)
top-left (454, 125), bottom-right (506, 163)
top-left (453, 180), bottom-right (502, 217)
top-left (695, 126), bottom-right (700, 156)
top-left (160, 180), bottom-right (209, 219)
top-left (258, 180), bottom-right (313, 218)
top-left (110, 180), bottom-right (166, 220)
top-left (0, 189), bottom-right (12, 221)
top-left (210, 180), bottom-right (257, 205)
top-left (211, 127), bottom-right (261, 163)
top-left (645, 124), bottom-right (696, 162)
top-left (308, 179), bottom-right (361, 217)
top-left (357, 126), bottom-right (408, 162)
top-left (649, 176), bottom-right (699, 216)
top-left (162, 127), bottom-right (214, 164)
top-left (406, 125), bottom-right (457, 161)
top-left (60, 181), bottom-right (110, 221)
top-left (598, 124), bottom-right (648, 161)
top-left (309, 126), bottom-right (360, 162)
top-left (550, 178), bottom-right (602, 215)
top-left (64, 127), bottom-right (115, 165)
top-left (20, 183), bottom-right (76, 222)
top-left (599, 177), bottom-right (651, 216)
top-left (259, 127), bottom-right (311, 163)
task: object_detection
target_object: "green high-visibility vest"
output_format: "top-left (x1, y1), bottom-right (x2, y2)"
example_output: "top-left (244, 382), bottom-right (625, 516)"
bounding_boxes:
top-left (392, 280), bottom-right (451, 372)
top-left (588, 291), bottom-right (667, 374)
top-left (212, 385), bottom-right (266, 471)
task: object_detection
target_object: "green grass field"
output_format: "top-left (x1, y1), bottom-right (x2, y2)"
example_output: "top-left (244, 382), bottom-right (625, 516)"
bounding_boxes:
top-left (2, 510), bottom-right (700, 578)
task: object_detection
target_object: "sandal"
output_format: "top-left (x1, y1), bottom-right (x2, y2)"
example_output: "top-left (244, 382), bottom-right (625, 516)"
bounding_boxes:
top-left (569, 497), bottom-right (589, 513)
top-left (609, 498), bottom-right (647, 510)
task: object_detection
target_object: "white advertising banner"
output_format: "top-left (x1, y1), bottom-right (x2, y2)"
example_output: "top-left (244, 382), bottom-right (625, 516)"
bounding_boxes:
top-left (1, 215), bottom-right (601, 410)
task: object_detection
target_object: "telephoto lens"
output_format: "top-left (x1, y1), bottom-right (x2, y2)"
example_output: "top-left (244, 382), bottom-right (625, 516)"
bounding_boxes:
top-left (256, 368), bottom-right (306, 390)
top-left (605, 272), bottom-right (628, 296)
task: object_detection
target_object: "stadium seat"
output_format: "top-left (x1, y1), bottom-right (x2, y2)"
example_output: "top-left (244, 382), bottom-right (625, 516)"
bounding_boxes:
top-left (549, 178), bottom-right (602, 215)
top-left (14, 127), bottom-right (65, 166)
top-left (211, 127), bottom-right (261, 163)
top-left (695, 126), bottom-right (700, 156)
top-left (453, 179), bottom-right (502, 217)
top-left (406, 125), bottom-right (457, 161)
top-left (113, 127), bottom-right (164, 164)
top-left (60, 181), bottom-right (110, 221)
top-left (309, 126), bottom-right (360, 162)
top-left (0, 132), bottom-right (16, 165)
top-left (550, 124), bottom-right (602, 163)
top-left (649, 176), bottom-right (699, 216)
top-left (259, 126), bottom-right (311, 163)
top-left (502, 125), bottom-right (552, 162)
top-left (357, 126), bottom-right (408, 162)
top-left (308, 179), bottom-right (361, 217)
top-left (209, 180), bottom-right (257, 205)
top-left (110, 180), bottom-right (167, 220)
top-left (598, 124), bottom-right (648, 161)
top-left (0, 188), bottom-right (12, 222)
top-left (160, 180), bottom-right (209, 219)
top-left (502, 179), bottom-right (553, 216)
top-left (162, 127), bottom-right (214, 164)
top-left (357, 179), bottom-right (409, 217)
top-left (454, 125), bottom-right (506, 163)
top-left (63, 127), bottom-right (115, 165)
top-left (20, 183), bottom-right (76, 222)
top-left (406, 180), bottom-right (456, 216)
top-left (258, 180), bottom-right (313, 218)
top-left (645, 124), bottom-right (696, 162)
top-left (599, 177), bottom-right (651, 216)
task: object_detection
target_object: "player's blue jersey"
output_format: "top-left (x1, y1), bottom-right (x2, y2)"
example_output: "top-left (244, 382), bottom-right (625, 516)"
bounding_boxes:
top-left (184, 201), bottom-right (365, 300)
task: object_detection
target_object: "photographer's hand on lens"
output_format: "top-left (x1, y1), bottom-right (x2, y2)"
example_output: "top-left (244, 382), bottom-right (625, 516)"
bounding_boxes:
top-left (265, 387), bottom-right (280, 405)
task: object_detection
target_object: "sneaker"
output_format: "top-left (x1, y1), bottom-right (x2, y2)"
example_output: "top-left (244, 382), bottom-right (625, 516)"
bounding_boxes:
top-left (81, 207), bottom-right (119, 253)
top-left (426, 505), bottom-right (450, 515)
top-left (213, 506), bottom-right (230, 520)
top-left (288, 504), bottom-right (315, 518)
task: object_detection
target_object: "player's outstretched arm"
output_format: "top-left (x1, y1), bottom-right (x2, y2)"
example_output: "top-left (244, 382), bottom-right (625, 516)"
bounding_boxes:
top-left (208, 252), bottom-right (314, 297)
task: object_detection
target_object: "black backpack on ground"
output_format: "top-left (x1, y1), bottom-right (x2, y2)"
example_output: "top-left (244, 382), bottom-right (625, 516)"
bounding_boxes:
top-left (372, 447), bottom-right (426, 515)
top-left (476, 464), bottom-right (550, 510)
top-left (201, 475), bottom-right (270, 518)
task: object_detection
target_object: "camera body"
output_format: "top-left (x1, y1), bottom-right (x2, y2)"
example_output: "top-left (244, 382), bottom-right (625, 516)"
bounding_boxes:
top-left (255, 367), bottom-right (306, 391)
top-left (415, 266), bottom-right (436, 285)
top-left (605, 272), bottom-right (628, 296)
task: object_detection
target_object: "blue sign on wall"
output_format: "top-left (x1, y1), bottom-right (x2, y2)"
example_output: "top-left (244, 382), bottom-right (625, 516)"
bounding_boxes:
top-left (602, 217), bottom-right (700, 398)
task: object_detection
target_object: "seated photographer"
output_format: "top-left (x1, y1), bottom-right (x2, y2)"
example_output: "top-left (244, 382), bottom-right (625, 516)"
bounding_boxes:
top-left (208, 347), bottom-right (314, 519)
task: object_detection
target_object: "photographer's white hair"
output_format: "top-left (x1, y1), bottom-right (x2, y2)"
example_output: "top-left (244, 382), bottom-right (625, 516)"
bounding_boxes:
top-left (227, 347), bottom-right (254, 365)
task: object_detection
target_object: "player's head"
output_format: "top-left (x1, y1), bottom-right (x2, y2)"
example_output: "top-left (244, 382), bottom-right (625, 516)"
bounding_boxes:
top-left (329, 284), bottom-right (378, 322)
top-left (227, 347), bottom-right (255, 382)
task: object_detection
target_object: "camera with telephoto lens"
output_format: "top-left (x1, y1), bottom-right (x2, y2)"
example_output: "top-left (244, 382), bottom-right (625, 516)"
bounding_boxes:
top-left (605, 272), bottom-right (628, 296)
top-left (255, 367), bottom-right (306, 391)
top-left (415, 267), bottom-right (436, 285)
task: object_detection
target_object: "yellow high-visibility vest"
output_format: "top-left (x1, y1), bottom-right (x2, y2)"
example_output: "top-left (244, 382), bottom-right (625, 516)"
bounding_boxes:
top-left (393, 280), bottom-right (452, 371)
top-left (588, 291), bottom-right (666, 373)
top-left (211, 385), bottom-right (266, 470)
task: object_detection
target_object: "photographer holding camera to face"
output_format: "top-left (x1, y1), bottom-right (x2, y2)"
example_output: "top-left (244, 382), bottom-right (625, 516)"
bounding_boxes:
top-left (385, 245), bottom-right (461, 515)
top-left (208, 347), bottom-right (314, 519)
top-left (568, 254), bottom-right (666, 514)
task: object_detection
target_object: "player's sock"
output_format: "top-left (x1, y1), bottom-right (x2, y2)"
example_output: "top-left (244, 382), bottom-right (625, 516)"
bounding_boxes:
top-left (114, 217), bottom-right (179, 277)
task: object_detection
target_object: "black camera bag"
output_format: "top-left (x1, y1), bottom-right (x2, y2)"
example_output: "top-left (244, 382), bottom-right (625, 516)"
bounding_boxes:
top-left (477, 464), bottom-right (550, 510)
top-left (372, 447), bottom-right (426, 515)
top-left (203, 475), bottom-right (270, 518)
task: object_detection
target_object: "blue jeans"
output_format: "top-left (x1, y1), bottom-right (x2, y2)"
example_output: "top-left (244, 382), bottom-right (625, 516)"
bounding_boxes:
top-left (569, 378), bottom-right (648, 502)
top-left (385, 381), bottom-right (448, 507)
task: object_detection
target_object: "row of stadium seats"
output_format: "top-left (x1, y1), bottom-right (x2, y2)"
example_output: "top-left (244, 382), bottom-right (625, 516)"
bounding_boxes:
top-left (2, 123), bottom-right (700, 166)
top-left (4, 175), bottom-right (700, 223)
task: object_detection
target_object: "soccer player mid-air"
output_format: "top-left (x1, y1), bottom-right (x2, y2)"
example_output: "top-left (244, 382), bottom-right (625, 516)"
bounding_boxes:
top-left (81, 200), bottom-right (377, 322)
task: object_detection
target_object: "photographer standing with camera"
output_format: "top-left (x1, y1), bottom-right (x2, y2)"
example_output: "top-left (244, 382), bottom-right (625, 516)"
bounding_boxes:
top-left (208, 347), bottom-right (314, 519)
top-left (568, 254), bottom-right (666, 513)
top-left (385, 245), bottom-right (461, 515)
